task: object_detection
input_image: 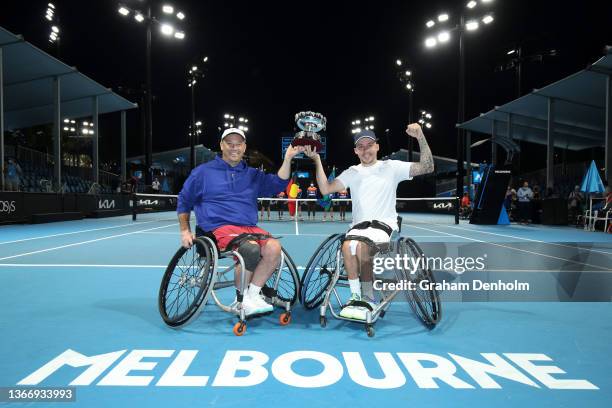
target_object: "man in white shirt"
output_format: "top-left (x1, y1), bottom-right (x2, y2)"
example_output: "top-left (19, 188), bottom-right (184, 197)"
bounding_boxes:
top-left (304, 123), bottom-right (434, 319)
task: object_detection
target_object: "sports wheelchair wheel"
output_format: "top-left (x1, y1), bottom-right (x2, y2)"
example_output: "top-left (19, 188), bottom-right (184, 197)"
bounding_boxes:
top-left (397, 237), bottom-right (442, 328)
top-left (158, 238), bottom-right (215, 327)
top-left (300, 233), bottom-right (344, 309)
top-left (264, 247), bottom-right (300, 305)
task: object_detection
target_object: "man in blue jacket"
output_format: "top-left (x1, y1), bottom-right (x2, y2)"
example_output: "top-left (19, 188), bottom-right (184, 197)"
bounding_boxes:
top-left (177, 127), bottom-right (303, 316)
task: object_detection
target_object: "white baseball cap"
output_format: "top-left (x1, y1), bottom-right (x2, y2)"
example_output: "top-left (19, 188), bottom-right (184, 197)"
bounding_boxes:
top-left (221, 127), bottom-right (246, 141)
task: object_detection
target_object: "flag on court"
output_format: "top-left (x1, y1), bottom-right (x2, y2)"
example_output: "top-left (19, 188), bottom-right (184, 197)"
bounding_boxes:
top-left (318, 167), bottom-right (336, 209)
top-left (580, 160), bottom-right (604, 194)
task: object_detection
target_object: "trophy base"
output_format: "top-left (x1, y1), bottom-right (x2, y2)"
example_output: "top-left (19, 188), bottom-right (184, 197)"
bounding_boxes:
top-left (291, 131), bottom-right (323, 153)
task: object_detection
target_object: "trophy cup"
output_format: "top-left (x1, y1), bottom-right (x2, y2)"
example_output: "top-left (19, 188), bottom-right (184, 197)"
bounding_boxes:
top-left (292, 111), bottom-right (326, 153)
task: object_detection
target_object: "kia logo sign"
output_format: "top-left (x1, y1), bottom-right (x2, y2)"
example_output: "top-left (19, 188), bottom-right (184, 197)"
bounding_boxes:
top-left (433, 202), bottom-right (452, 209)
top-left (139, 199), bottom-right (159, 206)
top-left (98, 199), bottom-right (116, 209)
top-left (0, 200), bottom-right (17, 214)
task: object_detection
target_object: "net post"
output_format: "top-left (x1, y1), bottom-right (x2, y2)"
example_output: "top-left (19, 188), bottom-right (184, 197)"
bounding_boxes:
top-left (455, 196), bottom-right (460, 224)
top-left (132, 193), bottom-right (137, 221)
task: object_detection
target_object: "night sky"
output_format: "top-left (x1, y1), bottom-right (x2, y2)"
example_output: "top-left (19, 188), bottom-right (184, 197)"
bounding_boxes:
top-left (2, 0), bottom-right (610, 172)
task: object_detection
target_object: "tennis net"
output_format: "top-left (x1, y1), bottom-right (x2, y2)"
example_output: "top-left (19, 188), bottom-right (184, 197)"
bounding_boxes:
top-left (131, 193), bottom-right (459, 225)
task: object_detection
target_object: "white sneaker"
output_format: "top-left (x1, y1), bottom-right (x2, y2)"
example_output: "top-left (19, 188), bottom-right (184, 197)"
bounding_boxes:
top-left (339, 293), bottom-right (361, 319)
top-left (242, 294), bottom-right (273, 316)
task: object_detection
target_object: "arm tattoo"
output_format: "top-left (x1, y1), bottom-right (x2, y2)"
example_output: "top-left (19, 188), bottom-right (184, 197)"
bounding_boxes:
top-left (410, 135), bottom-right (435, 176)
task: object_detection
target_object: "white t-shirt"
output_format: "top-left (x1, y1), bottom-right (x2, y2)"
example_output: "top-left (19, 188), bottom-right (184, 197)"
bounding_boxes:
top-left (336, 160), bottom-right (412, 231)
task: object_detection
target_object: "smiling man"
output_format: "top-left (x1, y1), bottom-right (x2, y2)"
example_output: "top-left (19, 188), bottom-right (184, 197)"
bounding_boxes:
top-left (305, 123), bottom-right (434, 319)
top-left (177, 127), bottom-right (303, 316)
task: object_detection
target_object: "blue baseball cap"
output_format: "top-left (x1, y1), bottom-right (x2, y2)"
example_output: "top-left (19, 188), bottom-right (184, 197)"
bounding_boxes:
top-left (353, 129), bottom-right (377, 145)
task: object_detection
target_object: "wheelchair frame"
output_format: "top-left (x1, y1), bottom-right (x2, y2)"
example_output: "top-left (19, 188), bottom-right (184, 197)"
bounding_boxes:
top-left (301, 229), bottom-right (441, 337)
top-left (158, 234), bottom-right (300, 336)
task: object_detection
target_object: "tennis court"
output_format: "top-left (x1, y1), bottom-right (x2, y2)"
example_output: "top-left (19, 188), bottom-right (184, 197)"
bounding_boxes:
top-left (1, 209), bottom-right (611, 407)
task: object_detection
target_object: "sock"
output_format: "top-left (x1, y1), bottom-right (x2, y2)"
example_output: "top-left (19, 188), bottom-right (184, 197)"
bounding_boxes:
top-left (361, 281), bottom-right (374, 301)
top-left (348, 279), bottom-right (361, 299)
top-left (247, 284), bottom-right (262, 298)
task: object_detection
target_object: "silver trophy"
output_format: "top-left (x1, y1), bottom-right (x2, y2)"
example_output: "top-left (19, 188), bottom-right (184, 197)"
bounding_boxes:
top-left (292, 111), bottom-right (326, 153)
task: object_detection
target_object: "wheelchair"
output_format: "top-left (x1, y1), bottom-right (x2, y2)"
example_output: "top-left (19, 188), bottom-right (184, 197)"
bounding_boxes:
top-left (299, 219), bottom-right (441, 337)
top-left (158, 232), bottom-right (300, 336)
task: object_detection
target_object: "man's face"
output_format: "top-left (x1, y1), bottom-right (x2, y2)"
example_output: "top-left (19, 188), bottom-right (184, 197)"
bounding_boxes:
top-left (354, 138), bottom-right (379, 165)
top-left (523, 182), bottom-right (528, 188)
top-left (220, 134), bottom-right (246, 164)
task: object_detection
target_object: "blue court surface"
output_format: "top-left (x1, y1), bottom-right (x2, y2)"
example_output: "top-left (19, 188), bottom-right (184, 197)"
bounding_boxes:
top-left (1, 213), bottom-right (612, 407)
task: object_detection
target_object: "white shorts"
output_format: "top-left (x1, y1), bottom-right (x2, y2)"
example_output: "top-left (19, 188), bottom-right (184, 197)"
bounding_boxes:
top-left (345, 226), bottom-right (392, 245)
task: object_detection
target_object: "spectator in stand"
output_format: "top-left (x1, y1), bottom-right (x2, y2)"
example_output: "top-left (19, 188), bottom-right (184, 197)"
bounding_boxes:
top-left (517, 181), bottom-right (534, 225)
top-left (151, 177), bottom-right (161, 193)
top-left (567, 185), bottom-right (584, 225)
top-left (4, 158), bottom-right (22, 191)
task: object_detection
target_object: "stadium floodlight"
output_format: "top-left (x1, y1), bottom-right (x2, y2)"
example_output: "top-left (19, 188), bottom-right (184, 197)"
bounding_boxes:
top-left (467, 1), bottom-right (477, 9)
top-left (437, 13), bottom-right (449, 22)
top-left (405, 70), bottom-right (412, 76)
top-left (438, 31), bottom-right (450, 42)
top-left (174, 31), bottom-right (185, 39)
top-left (82, 129), bottom-right (89, 135)
top-left (425, 37), bottom-right (437, 48)
top-left (46, 15), bottom-right (53, 21)
top-left (224, 122), bottom-right (229, 127)
top-left (406, 83), bottom-right (413, 90)
top-left (70, 127), bottom-right (75, 132)
top-left (355, 120), bottom-right (361, 125)
top-left (83, 121), bottom-right (89, 126)
top-left (426, 113), bottom-right (432, 119)
top-left (466, 20), bottom-right (479, 31)
top-left (48, 3), bottom-right (55, 9)
top-left (396, 59), bottom-right (402, 66)
top-left (176, 11), bottom-right (185, 20)
top-left (425, 123), bottom-right (432, 128)
top-left (195, 121), bottom-right (202, 126)
top-left (481, 0), bottom-right (493, 3)
top-left (70, 120), bottom-right (75, 124)
top-left (507, 49), bottom-right (516, 55)
top-left (482, 15), bottom-right (494, 24)
top-left (369, 116), bottom-right (374, 121)
top-left (239, 117), bottom-right (245, 122)
top-left (203, 56), bottom-right (208, 62)
top-left (224, 114), bottom-right (230, 118)
top-left (426, 20), bottom-right (435, 28)
top-left (64, 118), bottom-right (69, 123)
top-left (51, 25), bottom-right (59, 33)
top-left (191, 65), bottom-right (198, 71)
top-left (244, 127), bottom-right (249, 132)
top-left (118, 6), bottom-right (130, 16)
top-left (134, 13), bottom-right (144, 22)
top-left (63, 127), bottom-right (69, 131)
top-left (162, 5), bottom-right (174, 14)
top-left (160, 24), bottom-right (174, 36)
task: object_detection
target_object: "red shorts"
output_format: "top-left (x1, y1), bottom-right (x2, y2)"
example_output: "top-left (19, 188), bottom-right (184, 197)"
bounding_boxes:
top-left (212, 225), bottom-right (271, 251)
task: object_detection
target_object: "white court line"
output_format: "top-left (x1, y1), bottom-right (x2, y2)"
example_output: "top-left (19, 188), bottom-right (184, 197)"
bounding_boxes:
top-left (0, 224), bottom-right (174, 261)
top-left (406, 223), bottom-right (611, 271)
top-left (439, 224), bottom-right (612, 257)
top-left (0, 264), bottom-right (167, 268)
top-left (0, 219), bottom-right (164, 245)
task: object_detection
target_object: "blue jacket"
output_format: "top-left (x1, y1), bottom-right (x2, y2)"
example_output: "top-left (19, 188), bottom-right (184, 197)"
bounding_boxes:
top-left (177, 156), bottom-right (289, 231)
